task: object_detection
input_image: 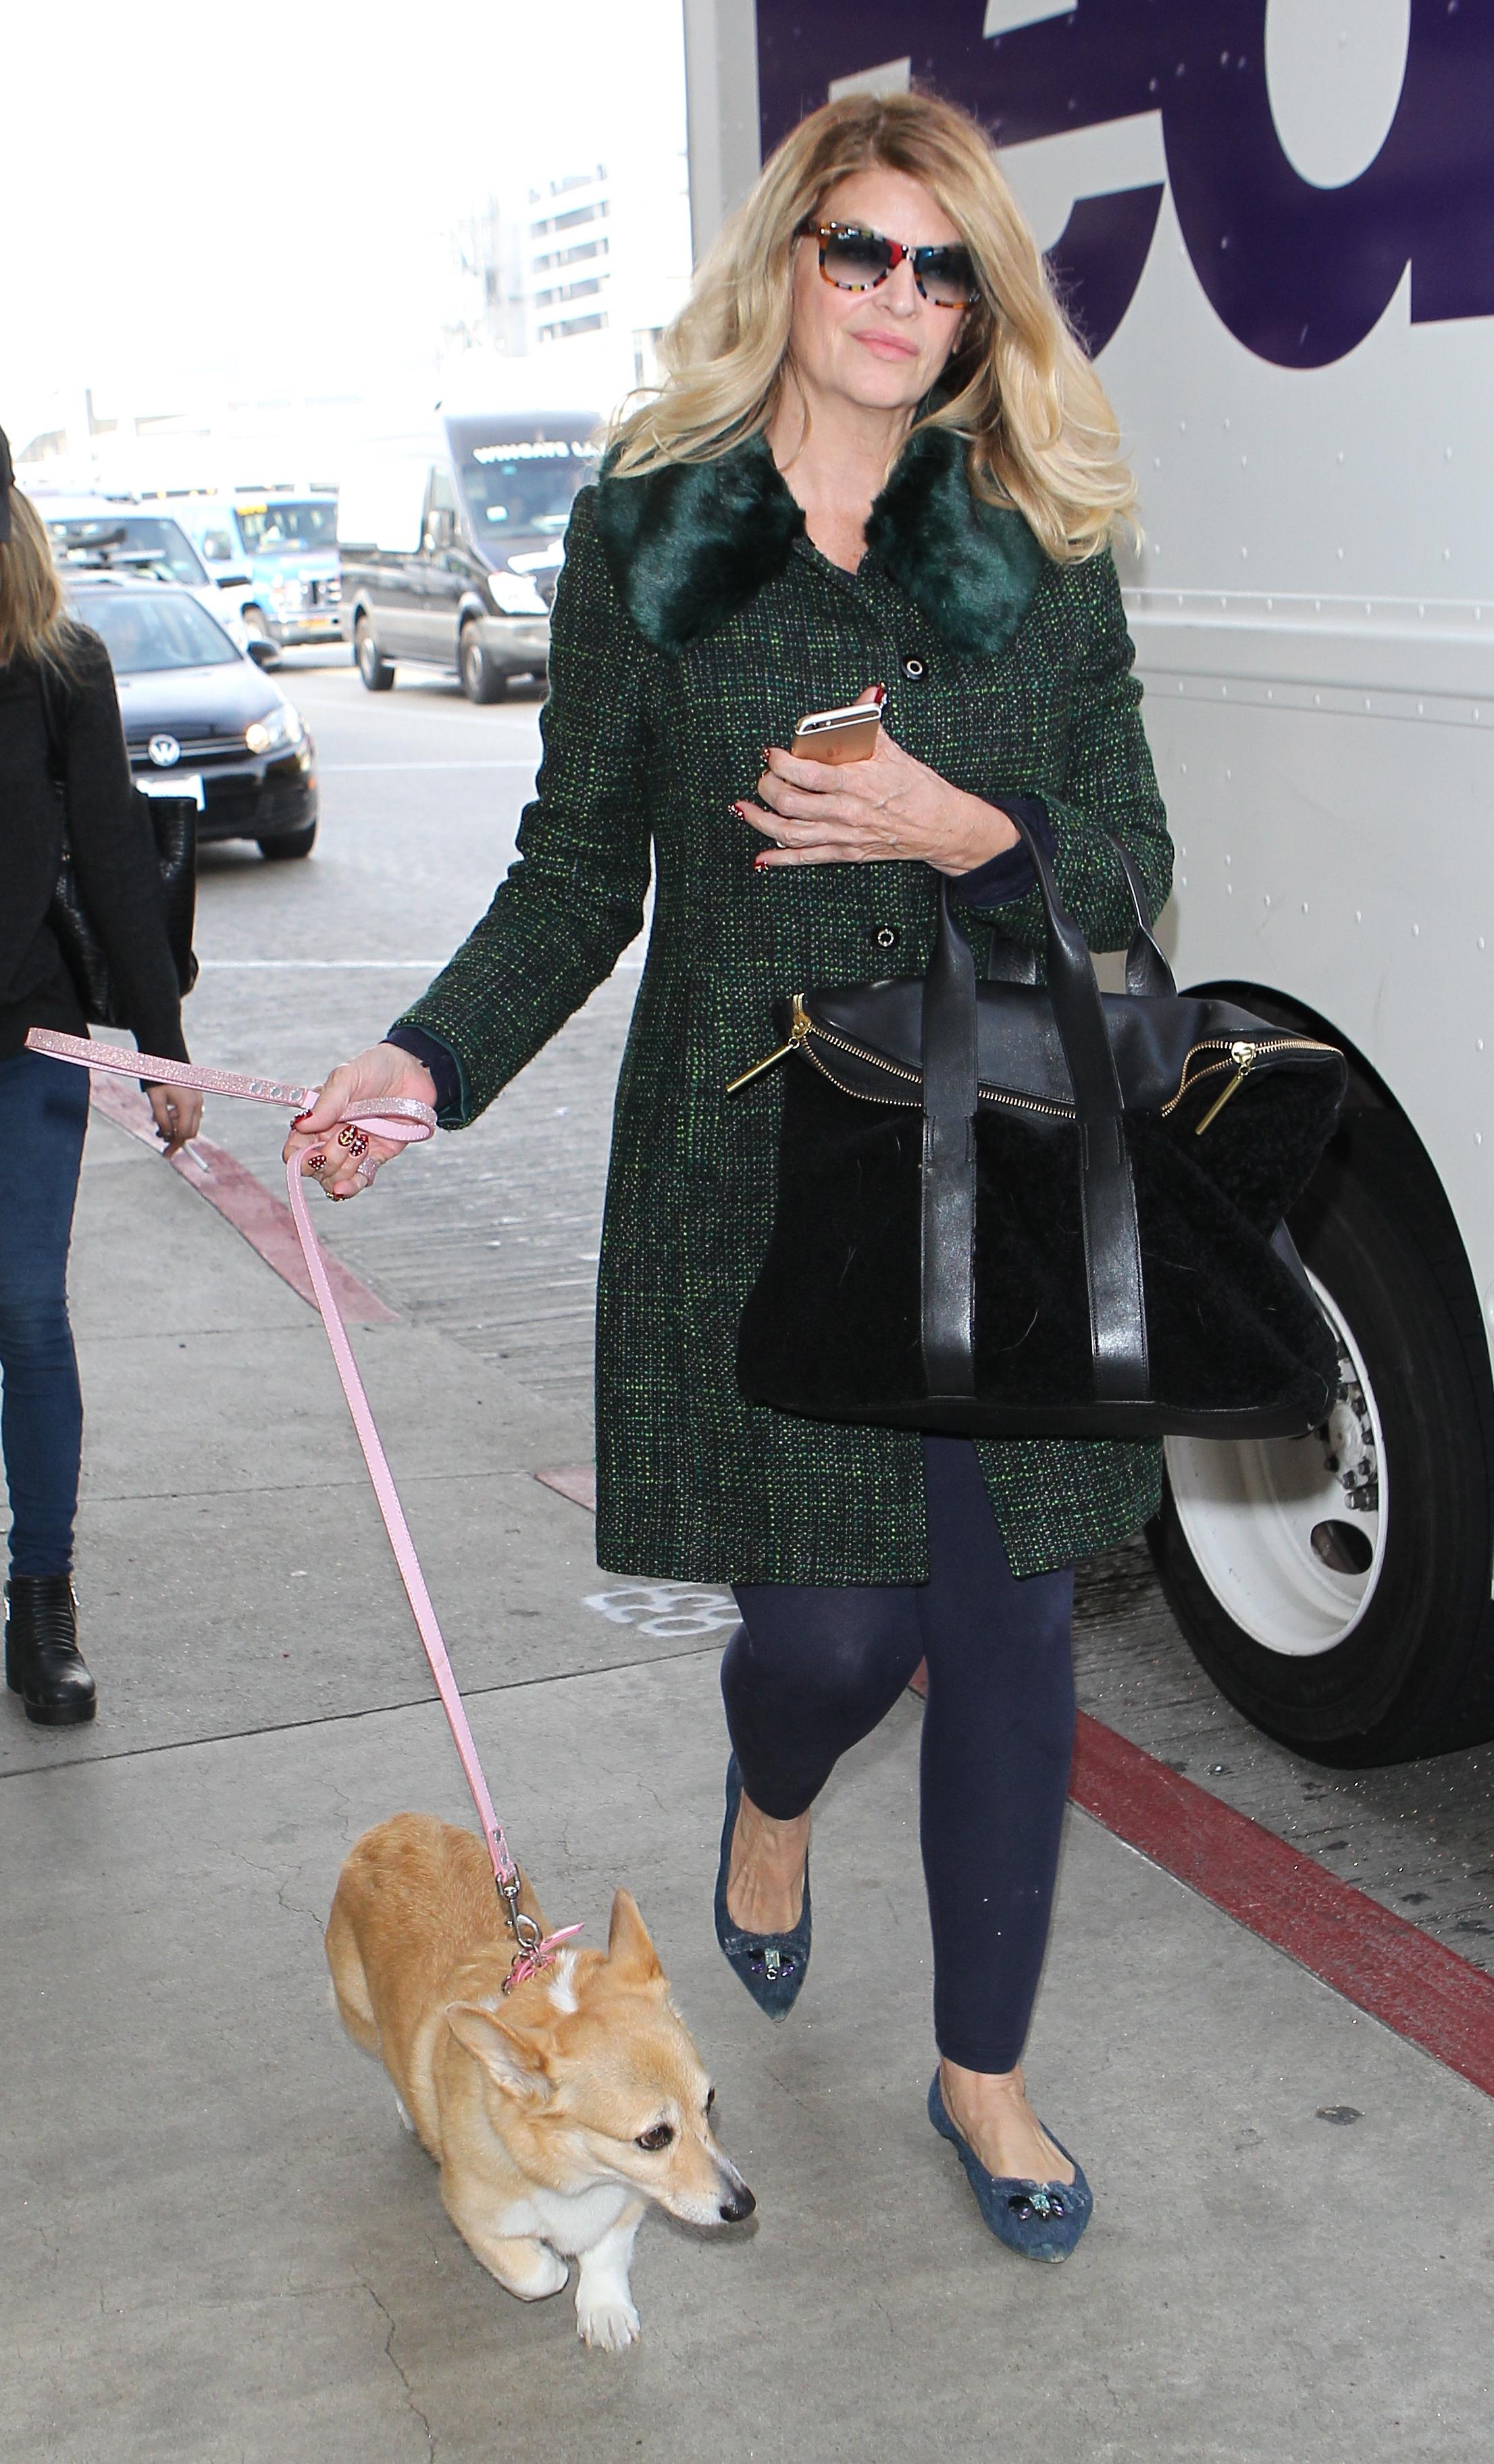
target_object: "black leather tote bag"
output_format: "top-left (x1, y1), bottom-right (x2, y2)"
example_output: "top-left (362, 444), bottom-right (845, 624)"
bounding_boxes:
top-left (735, 813), bottom-right (1346, 1440)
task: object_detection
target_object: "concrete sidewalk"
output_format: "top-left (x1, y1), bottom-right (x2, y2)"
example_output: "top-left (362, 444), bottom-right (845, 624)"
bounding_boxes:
top-left (3, 1113), bottom-right (1491, 2463)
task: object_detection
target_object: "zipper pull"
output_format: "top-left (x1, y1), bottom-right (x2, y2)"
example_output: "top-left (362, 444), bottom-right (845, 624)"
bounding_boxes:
top-left (1194, 1040), bottom-right (1257, 1136)
top-left (725, 995), bottom-right (810, 1095)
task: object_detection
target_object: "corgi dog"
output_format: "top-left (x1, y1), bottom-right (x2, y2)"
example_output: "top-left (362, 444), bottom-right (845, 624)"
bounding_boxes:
top-left (326, 1813), bottom-right (755, 2351)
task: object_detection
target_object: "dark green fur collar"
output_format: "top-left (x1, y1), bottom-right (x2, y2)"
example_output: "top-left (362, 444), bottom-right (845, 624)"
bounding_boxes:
top-left (593, 424), bottom-right (1047, 659)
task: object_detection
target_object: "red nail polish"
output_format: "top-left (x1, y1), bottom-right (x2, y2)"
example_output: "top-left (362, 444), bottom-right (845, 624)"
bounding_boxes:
top-left (753, 857), bottom-right (770, 874)
top-left (292, 1111), bottom-right (313, 1126)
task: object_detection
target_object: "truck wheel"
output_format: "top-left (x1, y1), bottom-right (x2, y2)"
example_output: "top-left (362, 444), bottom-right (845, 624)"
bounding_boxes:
top-left (243, 607), bottom-right (282, 670)
top-left (1148, 1112), bottom-right (1494, 1765)
top-left (259, 820), bottom-right (317, 860)
top-left (355, 618), bottom-right (394, 693)
top-left (459, 624), bottom-right (507, 704)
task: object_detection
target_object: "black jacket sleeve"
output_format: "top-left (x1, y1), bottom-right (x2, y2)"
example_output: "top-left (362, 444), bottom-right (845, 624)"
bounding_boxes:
top-left (59, 633), bottom-right (188, 1065)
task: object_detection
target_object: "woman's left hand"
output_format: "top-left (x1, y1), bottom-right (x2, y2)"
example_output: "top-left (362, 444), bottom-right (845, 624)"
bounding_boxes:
top-left (740, 696), bottom-right (1019, 878)
top-left (146, 1084), bottom-right (203, 1157)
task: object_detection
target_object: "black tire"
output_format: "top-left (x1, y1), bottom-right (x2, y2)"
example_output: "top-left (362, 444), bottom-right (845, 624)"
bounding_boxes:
top-left (1149, 1111), bottom-right (1494, 1765)
top-left (259, 820), bottom-right (317, 861)
top-left (459, 624), bottom-right (507, 704)
top-left (355, 618), bottom-right (394, 693)
top-left (242, 607), bottom-right (282, 670)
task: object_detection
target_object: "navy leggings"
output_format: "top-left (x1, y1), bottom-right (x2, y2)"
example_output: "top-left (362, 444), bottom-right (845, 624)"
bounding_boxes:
top-left (0, 1050), bottom-right (89, 1578)
top-left (723, 1434), bottom-right (1075, 2073)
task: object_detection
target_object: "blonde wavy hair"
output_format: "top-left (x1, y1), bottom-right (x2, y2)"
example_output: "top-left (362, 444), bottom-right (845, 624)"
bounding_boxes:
top-left (0, 485), bottom-right (79, 670)
top-left (609, 89), bottom-right (1135, 561)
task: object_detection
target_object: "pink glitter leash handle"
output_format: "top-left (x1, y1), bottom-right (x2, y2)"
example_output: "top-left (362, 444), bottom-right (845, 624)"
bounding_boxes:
top-left (27, 1028), bottom-right (579, 1984)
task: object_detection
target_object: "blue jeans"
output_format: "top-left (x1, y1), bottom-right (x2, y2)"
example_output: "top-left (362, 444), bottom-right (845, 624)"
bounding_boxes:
top-left (0, 1051), bottom-right (89, 1578)
top-left (723, 1435), bottom-right (1076, 2073)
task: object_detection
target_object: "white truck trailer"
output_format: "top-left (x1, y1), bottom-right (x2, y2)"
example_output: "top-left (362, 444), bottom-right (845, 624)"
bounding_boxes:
top-left (682, 0), bottom-right (1494, 1762)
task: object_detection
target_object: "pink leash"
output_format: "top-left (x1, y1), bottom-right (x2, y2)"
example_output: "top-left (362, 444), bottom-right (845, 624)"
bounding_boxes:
top-left (27, 1027), bottom-right (579, 1990)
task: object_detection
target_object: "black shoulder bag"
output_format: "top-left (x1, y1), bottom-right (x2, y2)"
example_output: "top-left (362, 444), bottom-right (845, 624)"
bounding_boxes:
top-left (735, 813), bottom-right (1346, 1440)
top-left (40, 661), bottom-right (199, 1030)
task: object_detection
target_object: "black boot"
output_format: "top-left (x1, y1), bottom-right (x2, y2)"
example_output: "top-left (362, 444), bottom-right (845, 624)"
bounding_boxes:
top-left (5, 1576), bottom-right (97, 1726)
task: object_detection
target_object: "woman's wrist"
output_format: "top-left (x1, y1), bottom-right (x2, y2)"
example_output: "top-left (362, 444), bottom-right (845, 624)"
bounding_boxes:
top-left (381, 1026), bottom-right (451, 1113)
top-left (935, 791), bottom-right (1021, 877)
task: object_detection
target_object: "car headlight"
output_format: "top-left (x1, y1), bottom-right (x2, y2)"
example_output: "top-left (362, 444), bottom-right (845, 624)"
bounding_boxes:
top-left (245, 703), bottom-right (305, 755)
top-left (269, 577), bottom-right (305, 609)
top-left (487, 569), bottom-right (546, 616)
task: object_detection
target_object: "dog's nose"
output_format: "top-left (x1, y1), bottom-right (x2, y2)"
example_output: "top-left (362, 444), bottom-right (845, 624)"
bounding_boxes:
top-left (719, 2180), bottom-right (756, 2223)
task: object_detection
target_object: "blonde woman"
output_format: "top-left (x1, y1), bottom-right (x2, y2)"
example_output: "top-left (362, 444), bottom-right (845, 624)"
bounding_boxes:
top-left (0, 436), bottom-right (201, 1724)
top-left (290, 93), bottom-right (1171, 2262)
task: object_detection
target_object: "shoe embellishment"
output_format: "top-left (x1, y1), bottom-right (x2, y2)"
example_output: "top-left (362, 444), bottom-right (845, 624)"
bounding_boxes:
top-left (750, 1945), bottom-right (796, 1981)
top-left (1008, 2188), bottom-right (1066, 2222)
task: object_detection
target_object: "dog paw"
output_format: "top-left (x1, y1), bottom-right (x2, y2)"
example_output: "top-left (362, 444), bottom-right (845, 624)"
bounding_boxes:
top-left (576, 2294), bottom-right (640, 2353)
top-left (512, 2247), bottom-right (570, 2301)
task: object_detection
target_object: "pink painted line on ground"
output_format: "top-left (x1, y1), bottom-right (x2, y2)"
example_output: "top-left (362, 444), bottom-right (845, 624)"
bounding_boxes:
top-left (539, 1468), bottom-right (1494, 2099)
top-left (534, 1465), bottom-right (598, 1511)
top-left (89, 1072), bottom-right (397, 1326)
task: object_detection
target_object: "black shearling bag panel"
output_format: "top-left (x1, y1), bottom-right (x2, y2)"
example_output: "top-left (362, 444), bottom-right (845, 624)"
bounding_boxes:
top-left (734, 815), bottom-right (1345, 1440)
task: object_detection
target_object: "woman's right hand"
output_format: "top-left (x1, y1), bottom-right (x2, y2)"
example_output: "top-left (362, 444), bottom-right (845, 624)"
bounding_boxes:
top-left (282, 1042), bottom-right (438, 1201)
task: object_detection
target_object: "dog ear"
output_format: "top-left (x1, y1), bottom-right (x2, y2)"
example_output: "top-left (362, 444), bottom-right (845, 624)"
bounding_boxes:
top-left (445, 2002), bottom-right (552, 2098)
top-left (607, 1887), bottom-right (664, 1984)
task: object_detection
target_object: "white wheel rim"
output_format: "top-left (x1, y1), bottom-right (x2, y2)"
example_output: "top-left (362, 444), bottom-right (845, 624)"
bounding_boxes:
top-left (1164, 1272), bottom-right (1387, 1658)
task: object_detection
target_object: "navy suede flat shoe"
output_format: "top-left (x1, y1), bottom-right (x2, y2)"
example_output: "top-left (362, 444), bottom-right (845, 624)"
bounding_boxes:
top-left (713, 1755), bottom-right (810, 2020)
top-left (927, 2072), bottom-right (1093, 2262)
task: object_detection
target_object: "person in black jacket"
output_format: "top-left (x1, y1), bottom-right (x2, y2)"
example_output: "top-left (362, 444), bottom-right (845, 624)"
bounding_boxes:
top-left (0, 438), bottom-right (201, 1724)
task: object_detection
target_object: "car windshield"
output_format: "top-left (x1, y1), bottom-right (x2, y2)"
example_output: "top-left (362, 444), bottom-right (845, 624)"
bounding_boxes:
top-left (49, 515), bottom-right (208, 587)
top-left (234, 500), bottom-right (337, 554)
top-left (81, 590), bottom-right (240, 674)
top-left (460, 445), bottom-right (593, 538)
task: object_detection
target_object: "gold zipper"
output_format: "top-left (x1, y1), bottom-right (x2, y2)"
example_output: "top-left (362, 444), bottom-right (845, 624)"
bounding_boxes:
top-left (729, 1001), bottom-right (1070, 1117)
top-left (725, 994), bottom-right (813, 1094)
top-left (729, 1011), bottom-right (1334, 1132)
top-left (1161, 1034), bottom-right (1333, 1134)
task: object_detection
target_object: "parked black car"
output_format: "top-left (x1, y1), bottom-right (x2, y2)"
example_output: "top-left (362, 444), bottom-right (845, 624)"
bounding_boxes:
top-left (70, 576), bottom-right (317, 859)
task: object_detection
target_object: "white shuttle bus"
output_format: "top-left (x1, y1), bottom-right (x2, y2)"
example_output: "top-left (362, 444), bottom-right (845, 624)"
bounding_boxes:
top-left (685, 0), bottom-right (1494, 1763)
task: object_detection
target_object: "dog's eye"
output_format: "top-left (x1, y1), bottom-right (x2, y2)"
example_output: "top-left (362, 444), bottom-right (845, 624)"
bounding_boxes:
top-left (636, 2123), bottom-right (675, 2151)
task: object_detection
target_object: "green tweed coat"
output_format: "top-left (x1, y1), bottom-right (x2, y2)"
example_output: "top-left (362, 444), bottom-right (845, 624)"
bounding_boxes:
top-left (396, 422), bottom-right (1174, 1583)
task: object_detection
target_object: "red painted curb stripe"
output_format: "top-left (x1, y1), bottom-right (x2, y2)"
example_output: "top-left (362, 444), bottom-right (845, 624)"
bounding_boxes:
top-left (90, 1073), bottom-right (396, 1326)
top-left (1070, 1711), bottom-right (1494, 2098)
top-left (536, 1466), bottom-right (1494, 2098)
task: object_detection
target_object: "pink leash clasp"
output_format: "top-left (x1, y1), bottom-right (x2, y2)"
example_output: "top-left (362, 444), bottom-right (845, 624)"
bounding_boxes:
top-left (28, 1028), bottom-right (579, 1983)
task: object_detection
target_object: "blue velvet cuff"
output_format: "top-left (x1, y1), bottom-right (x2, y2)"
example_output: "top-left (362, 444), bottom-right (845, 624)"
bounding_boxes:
top-left (956, 796), bottom-right (1055, 909)
top-left (384, 1023), bottom-right (464, 1123)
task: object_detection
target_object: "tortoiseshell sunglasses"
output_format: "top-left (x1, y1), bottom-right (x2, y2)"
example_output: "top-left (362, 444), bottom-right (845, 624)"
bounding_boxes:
top-left (796, 221), bottom-right (979, 309)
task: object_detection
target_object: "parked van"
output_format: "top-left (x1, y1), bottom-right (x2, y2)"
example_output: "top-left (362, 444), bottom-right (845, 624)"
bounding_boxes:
top-left (688, 1), bottom-right (1494, 1763)
top-left (177, 493), bottom-right (341, 663)
top-left (336, 411), bottom-right (599, 701)
top-left (36, 495), bottom-right (253, 651)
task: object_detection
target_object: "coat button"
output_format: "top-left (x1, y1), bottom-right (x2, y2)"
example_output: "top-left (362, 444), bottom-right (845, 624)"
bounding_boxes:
top-left (902, 654), bottom-right (926, 680)
top-left (875, 925), bottom-right (900, 950)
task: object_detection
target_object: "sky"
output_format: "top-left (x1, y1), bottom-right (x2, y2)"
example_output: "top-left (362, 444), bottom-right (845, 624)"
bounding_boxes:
top-left (1, 0), bottom-right (690, 453)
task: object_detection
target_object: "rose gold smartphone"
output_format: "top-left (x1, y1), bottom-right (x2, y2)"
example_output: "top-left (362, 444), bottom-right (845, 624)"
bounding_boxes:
top-left (791, 694), bottom-right (883, 765)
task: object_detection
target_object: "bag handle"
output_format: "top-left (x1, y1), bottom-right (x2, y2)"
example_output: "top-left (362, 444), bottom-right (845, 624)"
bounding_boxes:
top-left (921, 824), bottom-right (1152, 1406)
top-left (979, 834), bottom-right (1175, 997)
